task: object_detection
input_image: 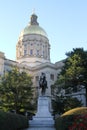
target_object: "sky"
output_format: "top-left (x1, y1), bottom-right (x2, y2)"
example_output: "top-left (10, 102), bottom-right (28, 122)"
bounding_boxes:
top-left (0, 0), bottom-right (87, 63)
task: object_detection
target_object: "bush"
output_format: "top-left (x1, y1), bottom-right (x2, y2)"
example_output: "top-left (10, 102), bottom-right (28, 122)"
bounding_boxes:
top-left (55, 107), bottom-right (87, 130)
top-left (52, 97), bottom-right (82, 115)
top-left (0, 111), bottom-right (29, 130)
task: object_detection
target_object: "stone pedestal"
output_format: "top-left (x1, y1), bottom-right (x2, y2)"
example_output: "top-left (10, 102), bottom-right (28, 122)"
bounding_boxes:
top-left (28, 96), bottom-right (55, 129)
top-left (33, 96), bottom-right (53, 120)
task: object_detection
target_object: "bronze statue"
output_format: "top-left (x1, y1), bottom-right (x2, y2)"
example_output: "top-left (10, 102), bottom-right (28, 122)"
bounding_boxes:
top-left (39, 73), bottom-right (47, 95)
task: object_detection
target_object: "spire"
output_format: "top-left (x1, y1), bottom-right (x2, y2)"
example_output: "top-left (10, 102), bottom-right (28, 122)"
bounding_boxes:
top-left (32, 8), bottom-right (35, 14)
top-left (30, 12), bottom-right (39, 25)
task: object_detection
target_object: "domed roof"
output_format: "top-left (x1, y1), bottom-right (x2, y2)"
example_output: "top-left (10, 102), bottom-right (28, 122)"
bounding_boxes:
top-left (20, 13), bottom-right (48, 38)
top-left (21, 25), bottom-right (48, 37)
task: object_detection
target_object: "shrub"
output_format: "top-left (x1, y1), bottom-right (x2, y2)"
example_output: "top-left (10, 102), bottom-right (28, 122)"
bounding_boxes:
top-left (52, 96), bottom-right (82, 115)
top-left (55, 107), bottom-right (87, 130)
top-left (0, 111), bottom-right (29, 130)
top-left (68, 114), bottom-right (87, 130)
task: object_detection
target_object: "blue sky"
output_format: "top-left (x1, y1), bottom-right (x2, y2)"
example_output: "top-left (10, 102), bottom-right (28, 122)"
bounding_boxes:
top-left (0, 0), bottom-right (87, 63)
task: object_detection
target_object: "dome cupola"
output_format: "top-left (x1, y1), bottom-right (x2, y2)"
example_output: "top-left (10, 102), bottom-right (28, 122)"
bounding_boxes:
top-left (20, 13), bottom-right (48, 38)
top-left (16, 13), bottom-right (50, 66)
top-left (30, 13), bottom-right (39, 25)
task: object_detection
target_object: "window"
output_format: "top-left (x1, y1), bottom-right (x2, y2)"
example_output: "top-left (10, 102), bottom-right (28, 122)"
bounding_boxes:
top-left (30, 49), bottom-right (33, 55)
top-left (37, 50), bottom-right (39, 55)
top-left (50, 74), bottom-right (54, 81)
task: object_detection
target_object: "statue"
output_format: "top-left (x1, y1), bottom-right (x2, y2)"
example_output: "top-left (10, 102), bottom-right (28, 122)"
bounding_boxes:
top-left (39, 73), bottom-right (47, 96)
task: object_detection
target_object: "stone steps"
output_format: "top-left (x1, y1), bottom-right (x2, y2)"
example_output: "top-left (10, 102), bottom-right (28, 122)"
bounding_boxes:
top-left (29, 119), bottom-right (54, 127)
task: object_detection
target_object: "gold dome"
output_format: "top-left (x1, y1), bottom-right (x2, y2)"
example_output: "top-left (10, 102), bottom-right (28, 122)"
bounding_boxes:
top-left (21, 25), bottom-right (47, 37)
top-left (20, 13), bottom-right (48, 37)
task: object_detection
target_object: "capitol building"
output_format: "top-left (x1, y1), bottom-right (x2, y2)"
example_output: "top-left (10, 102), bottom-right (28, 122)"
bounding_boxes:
top-left (0, 13), bottom-right (64, 96)
top-left (0, 13), bottom-right (86, 106)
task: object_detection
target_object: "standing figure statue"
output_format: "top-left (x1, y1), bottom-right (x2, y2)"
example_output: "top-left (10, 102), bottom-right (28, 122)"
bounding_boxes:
top-left (39, 73), bottom-right (47, 96)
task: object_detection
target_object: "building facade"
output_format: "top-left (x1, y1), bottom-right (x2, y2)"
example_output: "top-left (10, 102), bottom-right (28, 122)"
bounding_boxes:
top-left (0, 13), bottom-right (64, 97)
top-left (0, 13), bottom-right (86, 106)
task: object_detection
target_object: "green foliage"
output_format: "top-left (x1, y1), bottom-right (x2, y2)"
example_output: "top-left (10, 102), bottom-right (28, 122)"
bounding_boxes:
top-left (52, 97), bottom-right (64, 115)
top-left (60, 48), bottom-right (87, 91)
top-left (0, 67), bottom-right (35, 113)
top-left (55, 115), bottom-right (73, 130)
top-left (0, 110), bottom-right (28, 130)
top-left (55, 107), bottom-right (87, 130)
top-left (63, 97), bottom-right (82, 112)
top-left (52, 96), bottom-right (82, 115)
top-left (52, 48), bottom-right (87, 114)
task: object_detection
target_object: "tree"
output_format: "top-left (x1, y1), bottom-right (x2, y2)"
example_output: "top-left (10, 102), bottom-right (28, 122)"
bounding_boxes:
top-left (0, 67), bottom-right (35, 113)
top-left (55, 48), bottom-right (87, 104)
top-left (64, 48), bottom-right (87, 89)
top-left (64, 48), bottom-right (87, 91)
top-left (52, 48), bottom-right (87, 114)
